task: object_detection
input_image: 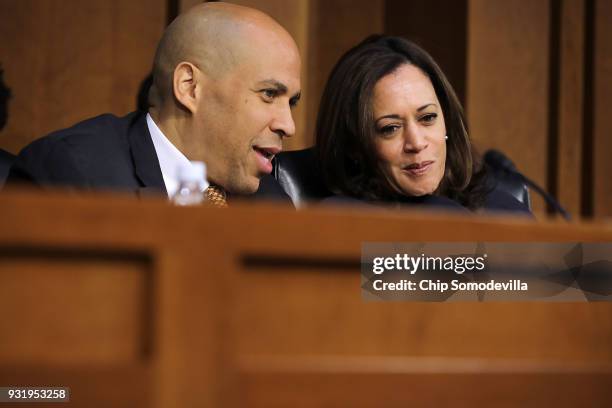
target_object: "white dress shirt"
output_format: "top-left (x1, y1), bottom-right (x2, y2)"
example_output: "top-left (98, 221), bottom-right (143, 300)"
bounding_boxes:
top-left (146, 113), bottom-right (209, 198)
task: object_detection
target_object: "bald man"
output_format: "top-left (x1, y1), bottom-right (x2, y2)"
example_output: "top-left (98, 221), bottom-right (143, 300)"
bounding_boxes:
top-left (8, 3), bottom-right (301, 203)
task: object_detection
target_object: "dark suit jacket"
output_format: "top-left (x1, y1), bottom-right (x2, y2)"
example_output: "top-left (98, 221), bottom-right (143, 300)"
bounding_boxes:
top-left (321, 190), bottom-right (532, 216)
top-left (7, 111), bottom-right (291, 203)
top-left (0, 148), bottom-right (15, 188)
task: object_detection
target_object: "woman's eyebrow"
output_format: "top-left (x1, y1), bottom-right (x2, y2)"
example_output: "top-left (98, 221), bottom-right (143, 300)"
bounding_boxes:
top-left (375, 103), bottom-right (439, 122)
top-left (375, 114), bottom-right (403, 123)
top-left (417, 103), bottom-right (437, 112)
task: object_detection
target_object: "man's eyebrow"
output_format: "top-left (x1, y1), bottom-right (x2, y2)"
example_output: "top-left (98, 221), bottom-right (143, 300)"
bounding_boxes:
top-left (258, 79), bottom-right (301, 105)
top-left (257, 79), bottom-right (288, 93)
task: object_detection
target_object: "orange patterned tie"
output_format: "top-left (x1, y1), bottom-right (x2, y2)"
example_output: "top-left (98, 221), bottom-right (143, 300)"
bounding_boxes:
top-left (205, 184), bottom-right (228, 207)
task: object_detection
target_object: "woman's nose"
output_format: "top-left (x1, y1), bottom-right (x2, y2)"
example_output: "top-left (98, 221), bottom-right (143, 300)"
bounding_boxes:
top-left (402, 125), bottom-right (428, 153)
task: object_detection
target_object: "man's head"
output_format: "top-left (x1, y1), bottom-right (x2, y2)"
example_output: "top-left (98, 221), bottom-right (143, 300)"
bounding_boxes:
top-left (149, 2), bottom-right (301, 194)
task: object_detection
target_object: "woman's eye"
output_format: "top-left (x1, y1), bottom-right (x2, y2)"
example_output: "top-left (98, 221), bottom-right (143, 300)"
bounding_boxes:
top-left (378, 125), bottom-right (400, 136)
top-left (420, 113), bottom-right (437, 123)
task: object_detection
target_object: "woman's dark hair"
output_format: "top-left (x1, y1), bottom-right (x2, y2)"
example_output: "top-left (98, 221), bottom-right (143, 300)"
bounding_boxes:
top-left (315, 35), bottom-right (488, 209)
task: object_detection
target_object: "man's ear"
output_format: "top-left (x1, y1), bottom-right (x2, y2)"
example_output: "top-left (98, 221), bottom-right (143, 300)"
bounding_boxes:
top-left (172, 62), bottom-right (200, 113)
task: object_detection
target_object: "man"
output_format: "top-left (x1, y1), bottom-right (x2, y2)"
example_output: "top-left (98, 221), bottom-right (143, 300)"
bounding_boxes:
top-left (8, 2), bottom-right (301, 204)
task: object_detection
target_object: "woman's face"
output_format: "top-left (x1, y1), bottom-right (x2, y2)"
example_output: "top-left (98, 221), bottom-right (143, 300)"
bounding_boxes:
top-left (372, 63), bottom-right (447, 196)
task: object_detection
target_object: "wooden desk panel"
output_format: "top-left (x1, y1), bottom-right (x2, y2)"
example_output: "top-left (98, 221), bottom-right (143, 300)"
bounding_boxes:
top-left (0, 249), bottom-right (152, 365)
top-left (0, 190), bottom-right (611, 407)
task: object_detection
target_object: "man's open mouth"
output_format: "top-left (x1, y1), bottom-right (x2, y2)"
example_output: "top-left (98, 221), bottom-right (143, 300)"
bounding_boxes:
top-left (253, 146), bottom-right (278, 160)
top-left (252, 145), bottom-right (281, 174)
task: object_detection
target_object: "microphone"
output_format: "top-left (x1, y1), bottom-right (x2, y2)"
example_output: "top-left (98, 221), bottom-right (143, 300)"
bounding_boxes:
top-left (484, 149), bottom-right (571, 220)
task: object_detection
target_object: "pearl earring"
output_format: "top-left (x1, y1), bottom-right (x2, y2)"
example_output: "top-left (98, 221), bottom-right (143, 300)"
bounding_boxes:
top-left (445, 135), bottom-right (449, 140)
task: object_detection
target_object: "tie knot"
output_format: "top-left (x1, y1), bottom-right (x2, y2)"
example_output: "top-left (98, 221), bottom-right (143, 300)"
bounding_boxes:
top-left (205, 184), bottom-right (228, 207)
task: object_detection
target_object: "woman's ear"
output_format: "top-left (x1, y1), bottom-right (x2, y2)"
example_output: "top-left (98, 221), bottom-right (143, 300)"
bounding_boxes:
top-left (172, 62), bottom-right (200, 113)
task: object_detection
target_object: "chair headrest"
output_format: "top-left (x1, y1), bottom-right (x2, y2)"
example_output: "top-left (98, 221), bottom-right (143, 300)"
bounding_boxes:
top-left (273, 147), bottom-right (331, 208)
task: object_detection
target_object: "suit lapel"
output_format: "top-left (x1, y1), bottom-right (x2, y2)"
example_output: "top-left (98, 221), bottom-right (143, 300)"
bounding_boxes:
top-left (128, 113), bottom-right (168, 197)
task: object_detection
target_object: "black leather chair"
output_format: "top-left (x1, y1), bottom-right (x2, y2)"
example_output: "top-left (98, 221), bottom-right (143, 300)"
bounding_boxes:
top-left (0, 148), bottom-right (15, 188)
top-left (273, 147), bottom-right (531, 210)
top-left (273, 148), bottom-right (332, 208)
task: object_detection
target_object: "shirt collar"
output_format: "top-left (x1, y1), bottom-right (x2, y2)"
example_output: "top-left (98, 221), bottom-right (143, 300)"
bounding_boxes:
top-left (146, 113), bottom-right (209, 197)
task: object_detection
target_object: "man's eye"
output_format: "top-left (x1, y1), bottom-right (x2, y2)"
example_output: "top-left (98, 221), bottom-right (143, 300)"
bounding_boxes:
top-left (261, 89), bottom-right (277, 101)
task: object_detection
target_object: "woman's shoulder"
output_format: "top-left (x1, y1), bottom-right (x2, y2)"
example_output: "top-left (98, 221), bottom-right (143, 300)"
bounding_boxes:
top-left (321, 191), bottom-right (532, 217)
top-left (320, 194), bottom-right (469, 213)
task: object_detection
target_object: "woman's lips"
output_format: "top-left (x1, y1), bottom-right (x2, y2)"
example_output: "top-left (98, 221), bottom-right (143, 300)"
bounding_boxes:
top-left (402, 160), bottom-right (434, 176)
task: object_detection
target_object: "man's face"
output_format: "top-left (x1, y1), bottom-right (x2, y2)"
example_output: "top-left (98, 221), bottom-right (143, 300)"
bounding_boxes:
top-left (195, 36), bottom-right (301, 194)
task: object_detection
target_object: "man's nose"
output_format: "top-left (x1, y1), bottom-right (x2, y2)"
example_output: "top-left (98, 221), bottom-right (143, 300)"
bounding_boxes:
top-left (271, 104), bottom-right (296, 138)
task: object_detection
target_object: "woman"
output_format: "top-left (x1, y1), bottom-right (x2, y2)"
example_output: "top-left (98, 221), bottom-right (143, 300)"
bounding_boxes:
top-left (316, 35), bottom-right (529, 213)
